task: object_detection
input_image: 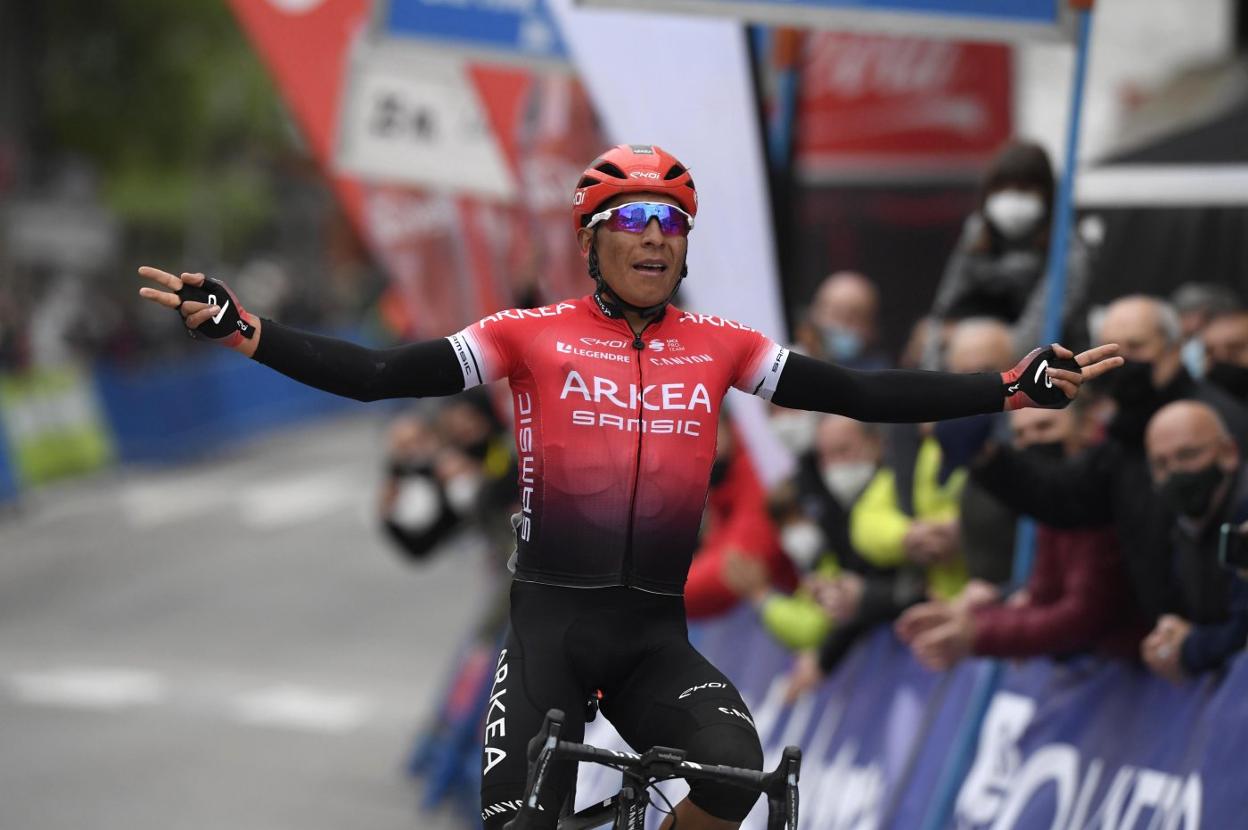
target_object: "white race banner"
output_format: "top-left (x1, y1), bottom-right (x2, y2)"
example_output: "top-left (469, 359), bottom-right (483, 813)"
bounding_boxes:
top-left (335, 42), bottom-right (518, 200)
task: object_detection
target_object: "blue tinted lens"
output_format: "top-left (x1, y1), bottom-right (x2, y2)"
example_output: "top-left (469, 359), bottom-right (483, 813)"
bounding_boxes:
top-left (606, 203), bottom-right (690, 236)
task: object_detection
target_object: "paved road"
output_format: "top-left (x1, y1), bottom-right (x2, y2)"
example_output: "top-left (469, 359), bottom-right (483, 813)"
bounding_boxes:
top-left (0, 414), bottom-right (483, 830)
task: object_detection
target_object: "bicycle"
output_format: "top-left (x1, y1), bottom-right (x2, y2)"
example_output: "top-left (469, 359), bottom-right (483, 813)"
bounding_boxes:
top-left (503, 708), bottom-right (802, 830)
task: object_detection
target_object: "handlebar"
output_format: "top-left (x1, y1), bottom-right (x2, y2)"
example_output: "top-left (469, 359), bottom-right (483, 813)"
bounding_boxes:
top-left (506, 709), bottom-right (801, 830)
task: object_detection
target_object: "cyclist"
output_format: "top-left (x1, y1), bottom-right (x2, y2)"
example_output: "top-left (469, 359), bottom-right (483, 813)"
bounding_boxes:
top-left (138, 144), bottom-right (1121, 830)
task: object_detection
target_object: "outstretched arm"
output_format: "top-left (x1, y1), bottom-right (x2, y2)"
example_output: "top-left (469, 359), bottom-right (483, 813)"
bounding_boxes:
top-left (137, 266), bottom-right (465, 401)
top-left (770, 343), bottom-right (1121, 422)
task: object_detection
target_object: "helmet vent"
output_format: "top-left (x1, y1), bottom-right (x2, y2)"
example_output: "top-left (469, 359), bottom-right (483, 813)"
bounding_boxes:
top-left (594, 162), bottom-right (628, 180)
top-left (577, 176), bottom-right (597, 189)
top-left (664, 164), bottom-right (687, 180)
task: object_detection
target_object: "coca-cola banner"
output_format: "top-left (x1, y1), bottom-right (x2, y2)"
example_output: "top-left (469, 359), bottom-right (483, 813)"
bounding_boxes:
top-left (795, 33), bottom-right (1013, 183)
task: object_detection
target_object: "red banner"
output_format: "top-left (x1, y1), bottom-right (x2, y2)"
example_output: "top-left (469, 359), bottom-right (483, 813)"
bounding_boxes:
top-left (228, 0), bottom-right (605, 337)
top-left (795, 33), bottom-right (1012, 181)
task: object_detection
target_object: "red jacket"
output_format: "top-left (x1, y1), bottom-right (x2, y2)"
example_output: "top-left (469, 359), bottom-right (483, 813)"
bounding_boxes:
top-left (971, 525), bottom-right (1143, 659)
top-left (684, 449), bottom-right (798, 619)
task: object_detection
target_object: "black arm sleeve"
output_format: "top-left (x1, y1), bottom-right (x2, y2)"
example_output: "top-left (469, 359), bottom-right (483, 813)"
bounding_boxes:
top-left (770, 351), bottom-right (1003, 423)
top-left (251, 319), bottom-right (466, 401)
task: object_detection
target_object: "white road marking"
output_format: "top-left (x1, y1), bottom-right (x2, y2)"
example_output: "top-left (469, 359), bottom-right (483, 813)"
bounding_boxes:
top-left (239, 474), bottom-right (358, 530)
top-left (121, 479), bottom-right (232, 529)
top-left (8, 667), bottom-right (167, 709)
top-left (228, 684), bottom-right (372, 734)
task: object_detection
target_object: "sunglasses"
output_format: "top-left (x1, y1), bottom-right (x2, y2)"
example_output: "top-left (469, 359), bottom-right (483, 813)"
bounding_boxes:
top-left (586, 202), bottom-right (694, 237)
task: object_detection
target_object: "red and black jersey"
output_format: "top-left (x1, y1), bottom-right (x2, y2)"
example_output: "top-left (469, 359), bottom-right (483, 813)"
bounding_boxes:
top-left (447, 296), bottom-right (787, 594)
top-left (253, 296), bottom-right (1006, 595)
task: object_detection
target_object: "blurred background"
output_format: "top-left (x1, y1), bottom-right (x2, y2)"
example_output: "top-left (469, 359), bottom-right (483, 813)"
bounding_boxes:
top-left (1, 0), bottom-right (1247, 828)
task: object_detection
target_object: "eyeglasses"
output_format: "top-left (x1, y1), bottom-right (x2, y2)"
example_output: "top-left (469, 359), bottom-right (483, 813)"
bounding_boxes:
top-left (585, 202), bottom-right (694, 237)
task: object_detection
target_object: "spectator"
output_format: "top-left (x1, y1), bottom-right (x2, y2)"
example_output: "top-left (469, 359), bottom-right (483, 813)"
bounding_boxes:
top-left (684, 417), bottom-right (798, 619)
top-left (783, 409), bottom-right (973, 700)
top-left (971, 295), bottom-right (1248, 631)
top-left (1202, 309), bottom-right (1248, 404)
top-left (742, 415), bottom-right (893, 652)
top-left (924, 140), bottom-right (1094, 362)
top-left (896, 402), bottom-right (1139, 671)
top-left (800, 271), bottom-right (890, 370)
top-left (1141, 401), bottom-right (1248, 682)
top-left (1171, 282), bottom-right (1242, 379)
top-left (379, 412), bottom-right (461, 562)
top-left (937, 318), bottom-right (1022, 587)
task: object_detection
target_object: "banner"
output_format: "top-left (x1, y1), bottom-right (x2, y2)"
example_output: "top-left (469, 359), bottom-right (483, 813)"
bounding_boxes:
top-left (794, 33), bottom-right (1012, 183)
top-left (336, 45), bottom-right (520, 199)
top-left (379, 0), bottom-right (569, 64)
top-left (575, 0), bottom-right (1071, 42)
top-left (576, 608), bottom-right (1248, 829)
top-left (230, 0), bottom-right (608, 337)
top-left (0, 365), bottom-right (113, 485)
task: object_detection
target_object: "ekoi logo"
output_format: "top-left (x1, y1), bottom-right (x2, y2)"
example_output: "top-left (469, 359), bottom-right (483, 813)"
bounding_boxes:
top-left (556, 341), bottom-right (630, 364)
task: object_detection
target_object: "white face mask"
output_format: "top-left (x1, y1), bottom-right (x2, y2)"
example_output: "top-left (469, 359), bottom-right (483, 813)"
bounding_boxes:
top-left (391, 477), bottom-right (442, 531)
top-left (821, 462), bottom-right (876, 506)
top-left (780, 521), bottom-right (825, 571)
top-left (444, 474), bottom-right (484, 515)
top-left (984, 190), bottom-right (1045, 240)
top-left (771, 410), bottom-right (818, 455)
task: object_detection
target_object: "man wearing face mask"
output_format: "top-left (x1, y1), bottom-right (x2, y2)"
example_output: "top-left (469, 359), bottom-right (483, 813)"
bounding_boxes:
top-left (1141, 401), bottom-right (1248, 682)
top-left (785, 400), bottom-right (1001, 698)
top-left (925, 140), bottom-right (1093, 362)
top-left (804, 271), bottom-right (890, 371)
top-left (1202, 309), bottom-right (1248, 403)
top-left (971, 296), bottom-right (1248, 630)
top-left (897, 403), bottom-right (1140, 671)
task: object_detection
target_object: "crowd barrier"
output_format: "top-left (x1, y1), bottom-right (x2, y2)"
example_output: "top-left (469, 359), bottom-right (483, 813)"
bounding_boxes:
top-left (576, 606), bottom-right (1248, 829)
top-left (91, 340), bottom-right (369, 465)
top-left (0, 333), bottom-right (375, 506)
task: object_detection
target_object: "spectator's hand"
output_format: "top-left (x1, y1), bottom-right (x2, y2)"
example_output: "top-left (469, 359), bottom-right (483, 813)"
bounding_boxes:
top-left (721, 549), bottom-right (771, 605)
top-left (1002, 343), bottom-right (1122, 410)
top-left (904, 520), bottom-right (959, 565)
top-left (911, 604), bottom-right (975, 671)
top-left (812, 572), bottom-right (865, 623)
top-left (784, 650), bottom-right (824, 705)
top-left (137, 267), bottom-right (261, 356)
top-left (895, 600), bottom-right (954, 645)
top-left (1005, 589), bottom-right (1031, 608)
top-left (951, 579), bottom-right (1002, 612)
top-left (1142, 614), bottom-right (1191, 684)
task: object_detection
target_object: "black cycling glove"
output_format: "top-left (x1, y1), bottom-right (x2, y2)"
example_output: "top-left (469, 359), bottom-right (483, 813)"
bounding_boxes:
top-left (176, 276), bottom-right (255, 346)
top-left (1001, 346), bottom-right (1081, 410)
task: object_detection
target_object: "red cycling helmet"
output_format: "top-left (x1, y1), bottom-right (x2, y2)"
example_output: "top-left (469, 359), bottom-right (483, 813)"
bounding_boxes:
top-left (571, 144), bottom-right (697, 236)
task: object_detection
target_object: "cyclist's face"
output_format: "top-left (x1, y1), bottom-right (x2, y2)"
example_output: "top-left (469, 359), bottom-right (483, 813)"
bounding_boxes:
top-left (577, 192), bottom-right (688, 310)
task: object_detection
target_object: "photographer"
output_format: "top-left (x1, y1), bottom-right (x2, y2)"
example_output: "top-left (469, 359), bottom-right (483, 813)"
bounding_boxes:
top-left (1141, 400), bottom-right (1248, 682)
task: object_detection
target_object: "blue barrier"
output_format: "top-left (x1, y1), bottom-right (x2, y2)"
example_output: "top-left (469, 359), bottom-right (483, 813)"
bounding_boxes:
top-left (91, 336), bottom-right (372, 465)
top-left (685, 608), bottom-right (1248, 830)
top-left (0, 407), bottom-right (19, 506)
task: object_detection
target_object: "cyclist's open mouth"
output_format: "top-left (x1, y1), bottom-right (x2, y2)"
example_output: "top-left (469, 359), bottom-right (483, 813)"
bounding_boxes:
top-left (633, 260), bottom-right (668, 276)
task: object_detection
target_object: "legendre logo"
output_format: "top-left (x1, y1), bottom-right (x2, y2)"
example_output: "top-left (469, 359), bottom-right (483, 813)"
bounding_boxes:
top-left (556, 341), bottom-right (630, 364)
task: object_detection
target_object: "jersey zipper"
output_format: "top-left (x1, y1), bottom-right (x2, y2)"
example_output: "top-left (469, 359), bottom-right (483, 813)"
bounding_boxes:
top-left (621, 320), bottom-right (653, 588)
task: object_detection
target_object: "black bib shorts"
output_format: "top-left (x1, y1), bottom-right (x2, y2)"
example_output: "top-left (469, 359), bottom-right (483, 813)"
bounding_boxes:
top-left (479, 581), bottom-right (764, 828)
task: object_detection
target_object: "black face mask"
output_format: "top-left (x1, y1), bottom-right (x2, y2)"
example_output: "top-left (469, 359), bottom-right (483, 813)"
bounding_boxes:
top-left (1206, 362), bottom-right (1248, 402)
top-left (463, 437), bottom-right (492, 462)
top-left (709, 457), bottom-right (732, 488)
top-left (1099, 359), bottom-right (1156, 407)
top-left (1158, 464), bottom-right (1227, 518)
top-left (1022, 441), bottom-right (1066, 461)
